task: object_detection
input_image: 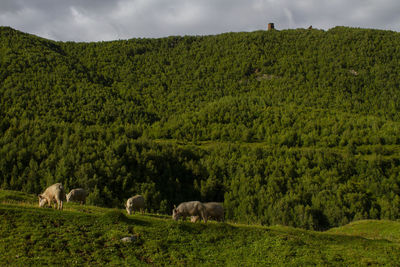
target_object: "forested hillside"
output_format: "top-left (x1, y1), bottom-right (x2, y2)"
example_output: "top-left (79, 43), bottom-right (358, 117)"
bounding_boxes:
top-left (1, 26), bottom-right (400, 230)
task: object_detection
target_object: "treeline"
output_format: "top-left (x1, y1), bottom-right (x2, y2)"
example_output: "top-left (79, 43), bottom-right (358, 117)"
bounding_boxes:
top-left (1, 118), bottom-right (399, 230)
top-left (1, 26), bottom-right (400, 230)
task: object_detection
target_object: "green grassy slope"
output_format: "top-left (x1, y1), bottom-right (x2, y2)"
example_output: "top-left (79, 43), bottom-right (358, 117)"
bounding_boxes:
top-left (328, 219), bottom-right (400, 242)
top-left (1, 190), bottom-right (400, 265)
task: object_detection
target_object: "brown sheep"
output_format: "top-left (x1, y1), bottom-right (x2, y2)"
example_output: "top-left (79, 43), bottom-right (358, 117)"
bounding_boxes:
top-left (191, 202), bottom-right (224, 222)
top-left (172, 201), bottom-right (207, 223)
top-left (66, 188), bottom-right (87, 204)
top-left (125, 195), bottom-right (145, 215)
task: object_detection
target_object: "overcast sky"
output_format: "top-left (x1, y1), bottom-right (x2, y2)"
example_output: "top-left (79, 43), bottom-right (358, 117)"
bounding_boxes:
top-left (1, 0), bottom-right (399, 42)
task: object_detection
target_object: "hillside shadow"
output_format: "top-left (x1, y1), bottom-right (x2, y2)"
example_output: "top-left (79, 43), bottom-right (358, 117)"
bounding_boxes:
top-left (145, 213), bottom-right (170, 220)
top-left (126, 216), bottom-right (150, 226)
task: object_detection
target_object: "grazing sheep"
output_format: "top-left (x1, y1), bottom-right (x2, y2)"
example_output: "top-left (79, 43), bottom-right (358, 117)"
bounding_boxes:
top-left (204, 202), bottom-right (224, 222)
top-left (66, 188), bottom-right (87, 204)
top-left (172, 201), bottom-right (207, 223)
top-left (38, 183), bottom-right (66, 210)
top-left (125, 195), bottom-right (145, 215)
top-left (191, 202), bottom-right (224, 222)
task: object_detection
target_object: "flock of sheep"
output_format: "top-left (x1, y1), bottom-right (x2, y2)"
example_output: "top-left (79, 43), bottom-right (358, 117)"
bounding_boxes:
top-left (38, 183), bottom-right (224, 223)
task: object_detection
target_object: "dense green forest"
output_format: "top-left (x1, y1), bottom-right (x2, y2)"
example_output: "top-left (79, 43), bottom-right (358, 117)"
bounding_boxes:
top-left (1, 26), bottom-right (400, 230)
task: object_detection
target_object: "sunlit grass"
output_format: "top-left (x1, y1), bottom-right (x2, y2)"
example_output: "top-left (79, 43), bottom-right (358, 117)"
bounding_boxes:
top-left (328, 219), bottom-right (400, 242)
top-left (1, 189), bottom-right (400, 265)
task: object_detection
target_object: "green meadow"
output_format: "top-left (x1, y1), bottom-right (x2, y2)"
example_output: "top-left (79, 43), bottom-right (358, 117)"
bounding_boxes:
top-left (1, 190), bottom-right (399, 266)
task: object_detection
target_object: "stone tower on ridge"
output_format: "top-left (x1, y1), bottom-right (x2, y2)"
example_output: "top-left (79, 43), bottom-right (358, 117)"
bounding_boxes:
top-left (268, 23), bottom-right (275, 30)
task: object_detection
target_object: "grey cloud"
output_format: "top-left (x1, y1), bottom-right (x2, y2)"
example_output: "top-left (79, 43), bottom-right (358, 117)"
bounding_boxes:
top-left (0, 0), bottom-right (399, 41)
top-left (0, 0), bottom-right (23, 15)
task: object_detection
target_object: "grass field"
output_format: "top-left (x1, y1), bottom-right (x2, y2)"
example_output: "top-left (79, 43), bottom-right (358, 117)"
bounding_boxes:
top-left (1, 189), bottom-right (400, 266)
